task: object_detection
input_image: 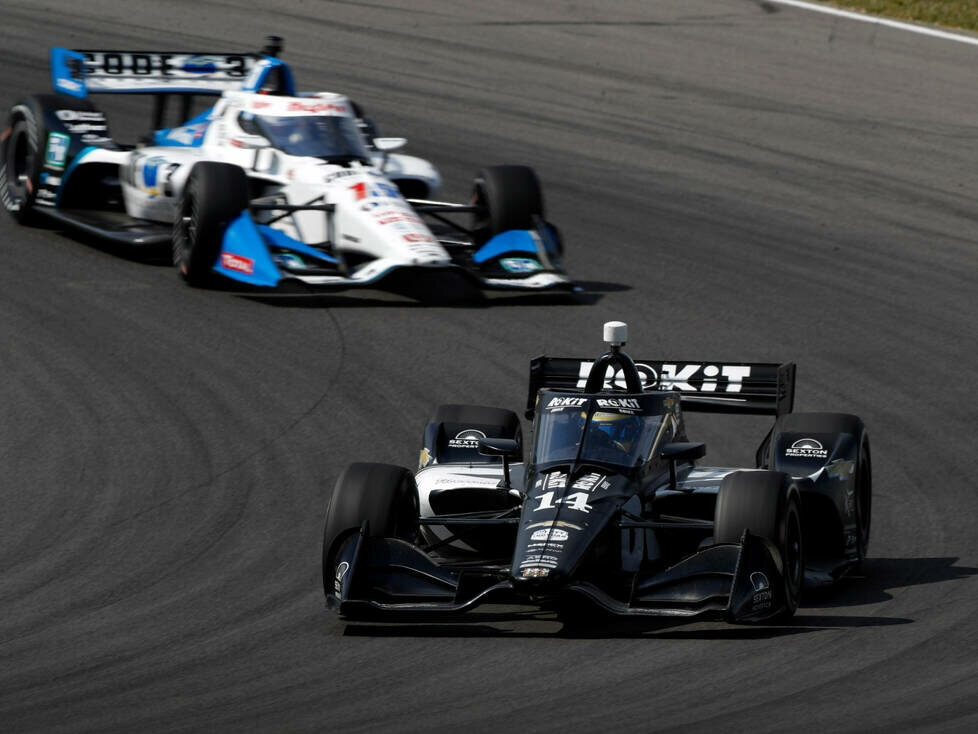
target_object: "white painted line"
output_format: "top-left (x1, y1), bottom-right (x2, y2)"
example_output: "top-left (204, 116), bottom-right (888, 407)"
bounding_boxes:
top-left (769, 0), bottom-right (978, 47)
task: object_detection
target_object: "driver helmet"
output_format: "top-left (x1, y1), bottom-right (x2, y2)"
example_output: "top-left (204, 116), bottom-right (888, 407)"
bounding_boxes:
top-left (588, 411), bottom-right (642, 452)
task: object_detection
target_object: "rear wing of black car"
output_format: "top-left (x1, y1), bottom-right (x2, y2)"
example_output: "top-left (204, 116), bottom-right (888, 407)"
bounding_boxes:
top-left (526, 357), bottom-right (795, 418)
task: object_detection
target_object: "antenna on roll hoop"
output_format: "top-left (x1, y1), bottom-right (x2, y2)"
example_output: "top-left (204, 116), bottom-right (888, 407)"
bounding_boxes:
top-left (584, 321), bottom-right (643, 393)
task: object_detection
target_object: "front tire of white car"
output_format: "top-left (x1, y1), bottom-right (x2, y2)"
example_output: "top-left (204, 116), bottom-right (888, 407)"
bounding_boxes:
top-left (172, 162), bottom-right (249, 287)
top-left (471, 165), bottom-right (543, 244)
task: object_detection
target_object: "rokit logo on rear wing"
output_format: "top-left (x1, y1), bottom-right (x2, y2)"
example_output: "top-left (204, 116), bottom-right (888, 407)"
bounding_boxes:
top-left (575, 361), bottom-right (752, 393)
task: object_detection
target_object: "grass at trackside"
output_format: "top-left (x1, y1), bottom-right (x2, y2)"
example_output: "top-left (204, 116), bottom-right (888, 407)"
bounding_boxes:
top-left (827, 1), bottom-right (978, 32)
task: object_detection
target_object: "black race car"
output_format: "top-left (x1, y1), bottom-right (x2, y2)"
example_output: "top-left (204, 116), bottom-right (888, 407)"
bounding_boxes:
top-left (322, 322), bottom-right (871, 623)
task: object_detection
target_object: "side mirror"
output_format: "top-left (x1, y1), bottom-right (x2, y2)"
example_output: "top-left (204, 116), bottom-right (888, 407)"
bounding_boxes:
top-left (661, 442), bottom-right (705, 490)
top-left (234, 134), bottom-right (271, 149)
top-left (661, 442), bottom-right (706, 463)
top-left (478, 437), bottom-right (519, 490)
top-left (477, 438), bottom-right (520, 458)
top-left (373, 137), bottom-right (407, 153)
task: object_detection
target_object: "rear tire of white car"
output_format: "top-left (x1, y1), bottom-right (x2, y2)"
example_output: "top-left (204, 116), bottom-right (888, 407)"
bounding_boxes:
top-left (173, 162), bottom-right (249, 287)
top-left (471, 165), bottom-right (543, 243)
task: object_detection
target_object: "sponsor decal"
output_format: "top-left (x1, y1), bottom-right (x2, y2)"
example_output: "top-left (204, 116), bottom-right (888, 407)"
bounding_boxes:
top-left (530, 528), bottom-right (569, 542)
top-left (40, 173), bottom-right (61, 186)
top-left (402, 233), bottom-right (435, 244)
top-left (36, 189), bottom-right (56, 200)
top-left (499, 257), bottom-right (541, 273)
top-left (141, 156), bottom-right (169, 188)
top-left (521, 567), bottom-right (550, 579)
top-left (519, 554), bottom-right (559, 569)
top-left (333, 561), bottom-right (350, 594)
top-left (750, 571), bottom-right (772, 611)
top-left (750, 572), bottom-right (769, 592)
top-left (44, 132), bottom-right (70, 169)
top-left (324, 169), bottom-right (358, 182)
top-left (418, 447), bottom-right (432, 468)
top-left (546, 396), bottom-right (587, 411)
top-left (287, 100), bottom-right (348, 114)
top-left (575, 361), bottom-right (752, 393)
top-left (448, 429), bottom-right (486, 449)
top-left (596, 397), bottom-right (641, 411)
top-left (252, 99), bottom-right (272, 110)
top-left (82, 52), bottom-right (249, 79)
top-left (55, 109), bottom-right (108, 136)
top-left (220, 253), bottom-right (255, 274)
top-left (526, 520), bottom-right (583, 532)
top-left (845, 533), bottom-right (858, 548)
top-left (786, 438), bottom-right (828, 459)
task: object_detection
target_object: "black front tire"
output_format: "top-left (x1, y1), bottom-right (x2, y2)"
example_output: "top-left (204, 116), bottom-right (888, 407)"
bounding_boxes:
top-left (172, 162), bottom-right (249, 287)
top-left (471, 165), bottom-right (543, 242)
top-left (321, 463), bottom-right (419, 600)
top-left (715, 470), bottom-right (804, 619)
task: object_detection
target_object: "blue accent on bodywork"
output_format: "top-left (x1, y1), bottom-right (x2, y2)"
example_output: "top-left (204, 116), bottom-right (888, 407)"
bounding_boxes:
top-left (473, 230), bottom-right (538, 264)
top-left (241, 58), bottom-right (297, 96)
top-left (257, 226), bottom-right (338, 263)
top-left (214, 213), bottom-right (283, 287)
top-left (50, 48), bottom-right (88, 97)
top-left (153, 107), bottom-right (214, 147)
top-left (56, 146), bottom-right (97, 205)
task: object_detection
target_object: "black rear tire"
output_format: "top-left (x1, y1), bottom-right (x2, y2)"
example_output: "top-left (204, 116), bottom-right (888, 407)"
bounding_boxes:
top-left (715, 470), bottom-right (804, 619)
top-left (768, 412), bottom-right (871, 563)
top-left (173, 162), bottom-right (249, 287)
top-left (471, 165), bottom-right (543, 242)
top-left (2, 98), bottom-right (47, 224)
top-left (321, 463), bottom-right (419, 599)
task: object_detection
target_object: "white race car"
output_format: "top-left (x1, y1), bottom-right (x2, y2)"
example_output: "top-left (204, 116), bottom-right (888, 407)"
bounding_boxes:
top-left (1, 37), bottom-right (571, 294)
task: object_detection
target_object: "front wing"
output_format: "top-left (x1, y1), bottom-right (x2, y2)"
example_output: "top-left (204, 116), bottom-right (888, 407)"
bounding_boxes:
top-left (213, 210), bottom-right (573, 292)
top-left (328, 529), bottom-right (790, 623)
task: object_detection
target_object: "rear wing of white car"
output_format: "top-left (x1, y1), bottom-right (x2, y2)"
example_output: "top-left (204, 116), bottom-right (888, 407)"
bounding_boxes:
top-left (525, 357), bottom-right (796, 418)
top-left (49, 37), bottom-right (289, 98)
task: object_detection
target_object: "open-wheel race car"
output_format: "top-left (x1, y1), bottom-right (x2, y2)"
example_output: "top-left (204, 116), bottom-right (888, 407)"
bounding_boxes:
top-left (1, 37), bottom-right (570, 294)
top-left (322, 322), bottom-right (872, 623)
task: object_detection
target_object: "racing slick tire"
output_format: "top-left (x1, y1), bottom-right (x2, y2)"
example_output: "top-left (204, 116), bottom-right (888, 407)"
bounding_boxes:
top-left (173, 162), bottom-right (249, 287)
top-left (715, 471), bottom-right (804, 620)
top-left (1, 94), bottom-right (97, 224)
top-left (432, 404), bottom-right (523, 462)
top-left (321, 463), bottom-right (420, 600)
top-left (768, 412), bottom-right (871, 565)
top-left (471, 165), bottom-right (543, 242)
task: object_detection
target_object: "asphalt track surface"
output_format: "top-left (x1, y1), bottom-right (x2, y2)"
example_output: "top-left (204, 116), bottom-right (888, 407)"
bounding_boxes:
top-left (1, 1), bottom-right (976, 732)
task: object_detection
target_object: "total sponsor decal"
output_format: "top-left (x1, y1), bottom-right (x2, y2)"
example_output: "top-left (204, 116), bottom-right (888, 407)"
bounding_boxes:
top-left (44, 132), bottom-right (70, 170)
top-left (750, 571), bottom-right (772, 611)
top-left (333, 561), bottom-right (350, 594)
top-left (521, 567), bottom-right (550, 579)
top-left (576, 361), bottom-right (752, 393)
top-left (220, 253), bottom-right (255, 275)
top-left (448, 429), bottom-right (486, 450)
top-left (786, 438), bottom-right (828, 459)
top-left (546, 396), bottom-right (587, 412)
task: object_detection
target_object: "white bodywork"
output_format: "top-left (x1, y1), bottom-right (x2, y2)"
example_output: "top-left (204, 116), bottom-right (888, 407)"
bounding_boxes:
top-left (92, 90), bottom-right (449, 271)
